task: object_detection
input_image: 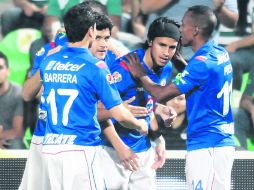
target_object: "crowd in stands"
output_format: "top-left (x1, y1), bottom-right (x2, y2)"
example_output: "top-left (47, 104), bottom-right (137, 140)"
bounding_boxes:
top-left (0, 0), bottom-right (253, 151)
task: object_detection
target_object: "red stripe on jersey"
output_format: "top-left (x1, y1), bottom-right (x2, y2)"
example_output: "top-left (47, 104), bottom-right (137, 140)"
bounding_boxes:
top-left (195, 55), bottom-right (207, 61)
top-left (49, 42), bottom-right (56, 48)
top-left (119, 61), bottom-right (129, 71)
top-left (96, 61), bottom-right (107, 69)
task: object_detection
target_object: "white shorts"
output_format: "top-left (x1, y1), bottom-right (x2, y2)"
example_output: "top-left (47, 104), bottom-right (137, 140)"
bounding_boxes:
top-left (102, 146), bottom-right (156, 190)
top-left (41, 144), bottom-right (105, 190)
top-left (19, 135), bottom-right (44, 190)
top-left (186, 146), bottom-right (235, 190)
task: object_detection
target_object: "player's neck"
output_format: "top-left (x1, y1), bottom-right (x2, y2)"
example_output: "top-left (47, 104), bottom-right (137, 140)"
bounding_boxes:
top-left (68, 37), bottom-right (91, 49)
top-left (172, 112), bottom-right (185, 129)
top-left (0, 80), bottom-right (9, 96)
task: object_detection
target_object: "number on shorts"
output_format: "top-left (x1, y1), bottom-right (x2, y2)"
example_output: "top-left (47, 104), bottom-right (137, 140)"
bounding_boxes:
top-left (46, 88), bottom-right (79, 126)
top-left (192, 180), bottom-right (203, 190)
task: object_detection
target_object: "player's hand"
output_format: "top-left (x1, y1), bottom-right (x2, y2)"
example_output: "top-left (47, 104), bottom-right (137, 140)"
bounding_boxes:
top-left (123, 96), bottom-right (148, 117)
top-left (118, 146), bottom-right (139, 171)
top-left (161, 105), bottom-right (177, 127)
top-left (122, 52), bottom-right (147, 79)
top-left (137, 119), bottom-right (148, 135)
top-left (151, 142), bottom-right (166, 169)
top-left (157, 104), bottom-right (177, 127)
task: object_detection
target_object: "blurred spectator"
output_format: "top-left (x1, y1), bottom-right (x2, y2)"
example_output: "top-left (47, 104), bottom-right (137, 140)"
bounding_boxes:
top-left (225, 17), bottom-right (254, 90)
top-left (156, 95), bottom-right (187, 150)
top-left (0, 51), bottom-right (24, 149)
top-left (235, 0), bottom-right (250, 36)
top-left (233, 75), bottom-right (254, 150)
top-left (140, 0), bottom-right (239, 60)
top-left (0, 0), bottom-right (48, 37)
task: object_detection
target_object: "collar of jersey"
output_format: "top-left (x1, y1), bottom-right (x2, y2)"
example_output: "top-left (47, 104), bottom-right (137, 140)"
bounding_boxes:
top-left (62, 46), bottom-right (92, 55)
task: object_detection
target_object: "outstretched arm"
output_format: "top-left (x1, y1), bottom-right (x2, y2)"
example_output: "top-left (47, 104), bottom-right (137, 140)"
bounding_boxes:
top-left (123, 53), bottom-right (182, 103)
top-left (102, 120), bottom-right (139, 171)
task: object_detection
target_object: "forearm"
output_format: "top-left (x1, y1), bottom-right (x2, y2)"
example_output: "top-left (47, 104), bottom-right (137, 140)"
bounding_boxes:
top-left (150, 112), bottom-right (159, 131)
top-left (240, 95), bottom-right (254, 114)
top-left (103, 124), bottom-right (127, 151)
top-left (153, 135), bottom-right (166, 146)
top-left (230, 34), bottom-right (254, 49)
top-left (216, 6), bottom-right (238, 28)
top-left (15, 0), bottom-right (30, 8)
top-left (110, 104), bottom-right (143, 130)
top-left (141, 0), bottom-right (173, 14)
top-left (140, 76), bottom-right (180, 103)
top-left (22, 70), bottom-right (42, 101)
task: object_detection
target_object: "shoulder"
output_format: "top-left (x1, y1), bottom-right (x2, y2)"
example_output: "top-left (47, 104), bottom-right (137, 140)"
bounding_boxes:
top-left (9, 83), bottom-right (22, 97)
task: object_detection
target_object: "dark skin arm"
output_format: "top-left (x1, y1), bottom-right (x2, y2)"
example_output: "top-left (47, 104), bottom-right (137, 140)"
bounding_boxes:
top-left (122, 53), bottom-right (182, 104)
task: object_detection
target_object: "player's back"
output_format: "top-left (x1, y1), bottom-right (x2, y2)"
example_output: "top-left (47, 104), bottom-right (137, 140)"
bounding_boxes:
top-left (176, 41), bottom-right (234, 150)
top-left (40, 46), bottom-right (122, 146)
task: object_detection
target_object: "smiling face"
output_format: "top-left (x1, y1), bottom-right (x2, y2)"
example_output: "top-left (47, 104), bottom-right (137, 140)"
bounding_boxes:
top-left (149, 37), bottom-right (178, 68)
top-left (89, 28), bottom-right (111, 60)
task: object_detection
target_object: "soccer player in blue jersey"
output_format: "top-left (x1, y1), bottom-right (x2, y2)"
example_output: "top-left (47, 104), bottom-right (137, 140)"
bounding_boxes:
top-left (124, 5), bottom-right (235, 190)
top-left (97, 17), bottom-right (180, 190)
top-left (21, 3), bottom-right (148, 190)
top-left (19, 31), bottom-right (67, 190)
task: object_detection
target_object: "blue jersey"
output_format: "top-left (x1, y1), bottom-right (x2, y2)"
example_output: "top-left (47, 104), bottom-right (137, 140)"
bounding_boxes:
top-left (32, 33), bottom-right (68, 136)
top-left (104, 50), bottom-right (117, 65)
top-left (173, 40), bottom-right (235, 151)
top-left (105, 48), bottom-right (172, 152)
top-left (40, 46), bottom-right (122, 146)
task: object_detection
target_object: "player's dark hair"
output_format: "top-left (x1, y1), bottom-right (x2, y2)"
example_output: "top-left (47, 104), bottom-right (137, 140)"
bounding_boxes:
top-left (187, 5), bottom-right (217, 39)
top-left (142, 17), bottom-right (181, 49)
top-left (63, 3), bottom-right (98, 43)
top-left (82, 0), bottom-right (108, 15)
top-left (96, 14), bottom-right (114, 34)
top-left (0, 51), bottom-right (8, 68)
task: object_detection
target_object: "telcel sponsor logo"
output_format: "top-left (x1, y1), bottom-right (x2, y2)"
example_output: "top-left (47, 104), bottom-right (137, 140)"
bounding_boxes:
top-left (45, 61), bottom-right (85, 71)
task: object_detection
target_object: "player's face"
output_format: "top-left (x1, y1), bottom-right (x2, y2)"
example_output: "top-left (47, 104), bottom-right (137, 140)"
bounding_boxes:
top-left (180, 11), bottom-right (196, 46)
top-left (90, 28), bottom-right (111, 60)
top-left (0, 59), bottom-right (9, 85)
top-left (150, 37), bottom-right (178, 67)
top-left (166, 94), bottom-right (186, 115)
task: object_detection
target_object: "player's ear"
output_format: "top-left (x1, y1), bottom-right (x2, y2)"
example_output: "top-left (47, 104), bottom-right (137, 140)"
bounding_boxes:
top-left (193, 27), bottom-right (199, 36)
top-left (148, 40), bottom-right (152, 47)
top-left (88, 23), bottom-right (96, 39)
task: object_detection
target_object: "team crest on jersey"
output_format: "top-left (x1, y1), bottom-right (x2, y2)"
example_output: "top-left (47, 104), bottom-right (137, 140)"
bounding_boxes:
top-left (106, 74), bottom-right (115, 84)
top-left (146, 98), bottom-right (154, 113)
top-left (36, 47), bottom-right (45, 56)
top-left (112, 71), bottom-right (122, 83)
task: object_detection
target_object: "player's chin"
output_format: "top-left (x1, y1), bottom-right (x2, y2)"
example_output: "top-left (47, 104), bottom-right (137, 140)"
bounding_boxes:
top-left (96, 52), bottom-right (106, 60)
top-left (158, 59), bottom-right (169, 66)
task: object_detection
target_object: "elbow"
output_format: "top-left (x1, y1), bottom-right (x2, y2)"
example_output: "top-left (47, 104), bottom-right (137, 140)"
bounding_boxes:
top-left (22, 91), bottom-right (33, 102)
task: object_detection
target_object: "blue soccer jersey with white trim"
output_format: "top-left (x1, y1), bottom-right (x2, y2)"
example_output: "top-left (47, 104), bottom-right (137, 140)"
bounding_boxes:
top-left (40, 46), bottom-right (122, 146)
top-left (173, 40), bottom-right (235, 151)
top-left (32, 33), bottom-right (68, 137)
top-left (105, 48), bottom-right (172, 153)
